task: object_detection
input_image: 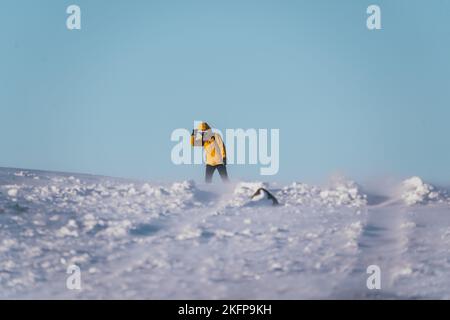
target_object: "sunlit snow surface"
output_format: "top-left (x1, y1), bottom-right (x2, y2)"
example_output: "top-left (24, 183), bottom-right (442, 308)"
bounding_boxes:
top-left (1, 168), bottom-right (450, 299)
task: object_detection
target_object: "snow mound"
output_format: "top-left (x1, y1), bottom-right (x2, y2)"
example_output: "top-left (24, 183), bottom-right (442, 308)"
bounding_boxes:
top-left (226, 179), bottom-right (366, 209)
top-left (0, 170), bottom-right (208, 295)
top-left (277, 180), bottom-right (367, 208)
top-left (0, 176), bottom-right (201, 217)
top-left (4, 167), bottom-right (450, 299)
top-left (400, 177), bottom-right (447, 206)
top-left (277, 182), bottom-right (319, 206)
top-left (319, 180), bottom-right (367, 207)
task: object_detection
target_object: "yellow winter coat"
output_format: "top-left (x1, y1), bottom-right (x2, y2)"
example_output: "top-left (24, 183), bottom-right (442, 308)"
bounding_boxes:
top-left (191, 123), bottom-right (227, 166)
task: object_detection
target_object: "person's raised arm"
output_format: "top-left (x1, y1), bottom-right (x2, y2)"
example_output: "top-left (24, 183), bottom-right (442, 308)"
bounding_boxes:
top-left (191, 129), bottom-right (205, 147)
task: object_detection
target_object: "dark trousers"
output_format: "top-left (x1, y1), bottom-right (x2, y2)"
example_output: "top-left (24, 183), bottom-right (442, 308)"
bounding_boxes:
top-left (205, 164), bottom-right (229, 183)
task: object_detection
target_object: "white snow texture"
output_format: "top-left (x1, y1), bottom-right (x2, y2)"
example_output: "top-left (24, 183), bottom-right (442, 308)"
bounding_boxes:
top-left (1, 168), bottom-right (450, 299)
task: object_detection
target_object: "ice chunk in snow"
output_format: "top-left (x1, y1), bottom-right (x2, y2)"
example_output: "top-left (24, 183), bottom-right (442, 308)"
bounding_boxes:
top-left (171, 180), bottom-right (196, 193)
top-left (319, 180), bottom-right (366, 207)
top-left (100, 220), bottom-right (132, 238)
top-left (277, 182), bottom-right (318, 206)
top-left (142, 183), bottom-right (169, 197)
top-left (176, 226), bottom-right (202, 240)
top-left (56, 220), bottom-right (79, 238)
top-left (400, 177), bottom-right (447, 205)
top-left (7, 188), bottom-right (18, 198)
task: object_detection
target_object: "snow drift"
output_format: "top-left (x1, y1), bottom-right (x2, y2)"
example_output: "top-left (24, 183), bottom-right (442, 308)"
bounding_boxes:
top-left (1, 168), bottom-right (450, 299)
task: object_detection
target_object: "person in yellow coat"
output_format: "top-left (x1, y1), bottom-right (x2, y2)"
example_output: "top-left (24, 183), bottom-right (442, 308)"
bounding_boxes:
top-left (191, 122), bottom-right (229, 183)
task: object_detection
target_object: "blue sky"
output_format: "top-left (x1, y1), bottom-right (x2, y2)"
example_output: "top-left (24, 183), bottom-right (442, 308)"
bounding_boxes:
top-left (1, 0), bottom-right (450, 183)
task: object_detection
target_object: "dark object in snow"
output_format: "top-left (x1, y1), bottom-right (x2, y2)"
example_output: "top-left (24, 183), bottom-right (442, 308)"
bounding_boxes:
top-left (251, 188), bottom-right (279, 206)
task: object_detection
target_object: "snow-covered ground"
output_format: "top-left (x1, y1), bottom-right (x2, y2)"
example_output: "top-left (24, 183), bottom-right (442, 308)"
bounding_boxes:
top-left (1, 168), bottom-right (450, 299)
